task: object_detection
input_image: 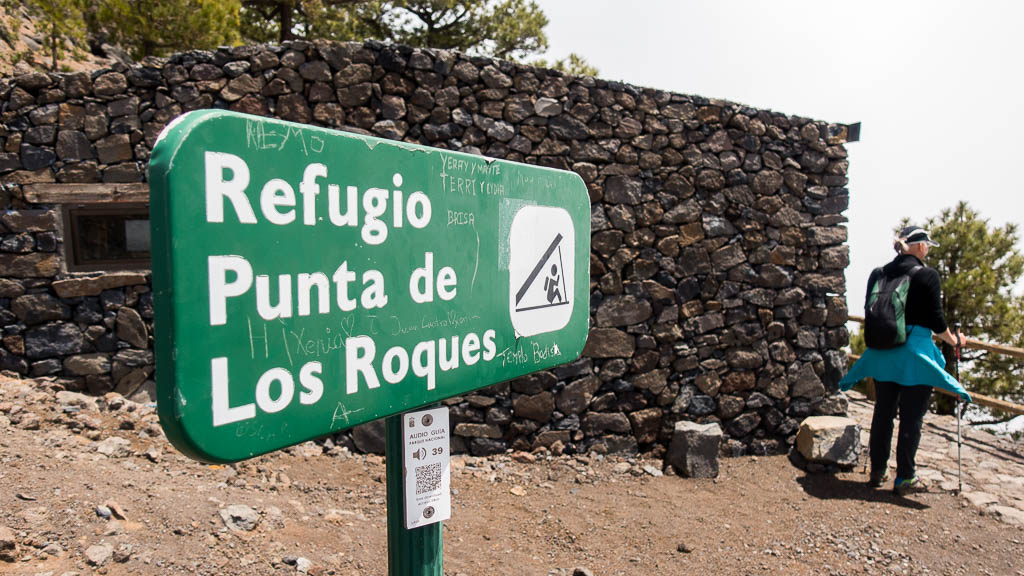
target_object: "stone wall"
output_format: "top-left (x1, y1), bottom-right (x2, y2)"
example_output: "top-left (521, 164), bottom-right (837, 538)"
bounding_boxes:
top-left (0, 40), bottom-right (851, 457)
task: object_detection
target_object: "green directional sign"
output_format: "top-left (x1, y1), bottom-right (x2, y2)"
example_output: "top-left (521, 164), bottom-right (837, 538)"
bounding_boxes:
top-left (150, 110), bottom-right (590, 463)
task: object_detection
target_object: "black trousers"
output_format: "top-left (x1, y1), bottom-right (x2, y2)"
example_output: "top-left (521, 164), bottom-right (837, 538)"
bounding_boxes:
top-left (869, 381), bottom-right (933, 480)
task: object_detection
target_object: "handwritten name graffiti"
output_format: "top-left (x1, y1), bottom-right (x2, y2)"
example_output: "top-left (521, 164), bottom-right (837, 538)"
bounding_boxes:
top-left (246, 119), bottom-right (325, 155)
top-left (438, 152), bottom-right (506, 196)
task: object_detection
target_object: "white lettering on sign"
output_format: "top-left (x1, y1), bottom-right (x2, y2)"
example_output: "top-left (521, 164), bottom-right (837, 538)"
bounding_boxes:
top-left (211, 357), bottom-right (255, 426)
top-left (345, 335), bottom-right (381, 394)
top-left (208, 256), bottom-right (254, 326)
top-left (211, 357), bottom-right (323, 427)
top-left (410, 253), bottom-right (458, 304)
top-left (298, 361), bottom-right (324, 405)
top-left (208, 256), bottom-right (388, 326)
top-left (344, 329), bottom-right (496, 395)
top-left (203, 152), bottom-right (432, 244)
top-left (205, 152), bottom-right (257, 224)
top-left (255, 367), bottom-right (294, 413)
top-left (300, 163), bottom-right (325, 226)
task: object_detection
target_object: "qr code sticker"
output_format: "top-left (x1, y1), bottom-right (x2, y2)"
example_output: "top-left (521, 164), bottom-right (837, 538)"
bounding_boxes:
top-left (414, 462), bottom-right (443, 495)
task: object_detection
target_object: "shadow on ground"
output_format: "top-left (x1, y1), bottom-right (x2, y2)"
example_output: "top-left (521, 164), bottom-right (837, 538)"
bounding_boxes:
top-left (796, 473), bottom-right (931, 510)
top-left (925, 420), bottom-right (1024, 463)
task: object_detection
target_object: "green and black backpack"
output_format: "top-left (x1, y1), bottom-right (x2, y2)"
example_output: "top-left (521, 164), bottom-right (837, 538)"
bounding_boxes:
top-left (864, 265), bottom-right (922, 349)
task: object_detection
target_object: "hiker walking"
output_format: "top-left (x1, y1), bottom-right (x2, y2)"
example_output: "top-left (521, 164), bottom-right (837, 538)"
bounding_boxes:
top-left (840, 226), bottom-right (971, 495)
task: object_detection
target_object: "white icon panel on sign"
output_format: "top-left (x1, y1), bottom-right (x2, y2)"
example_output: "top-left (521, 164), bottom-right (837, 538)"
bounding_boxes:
top-left (508, 206), bottom-right (574, 337)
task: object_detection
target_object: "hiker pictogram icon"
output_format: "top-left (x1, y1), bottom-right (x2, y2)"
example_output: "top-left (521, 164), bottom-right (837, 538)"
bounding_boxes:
top-left (544, 264), bottom-right (562, 304)
top-left (508, 206), bottom-right (575, 337)
top-left (514, 233), bottom-right (570, 312)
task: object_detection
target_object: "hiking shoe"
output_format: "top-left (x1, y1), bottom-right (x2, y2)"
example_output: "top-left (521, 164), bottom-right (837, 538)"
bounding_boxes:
top-left (869, 469), bottom-right (890, 488)
top-left (893, 476), bottom-right (930, 496)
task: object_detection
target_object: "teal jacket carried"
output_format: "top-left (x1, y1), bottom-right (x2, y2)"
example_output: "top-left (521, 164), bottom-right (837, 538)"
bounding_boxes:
top-left (840, 326), bottom-right (971, 402)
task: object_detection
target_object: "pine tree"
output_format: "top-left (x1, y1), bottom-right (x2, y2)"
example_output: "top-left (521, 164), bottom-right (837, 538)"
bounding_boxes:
top-left (22, 0), bottom-right (87, 71)
top-left (240, 0), bottom-right (365, 43)
top-left (239, 0), bottom-right (596, 73)
top-left (97, 0), bottom-right (241, 59)
top-left (533, 53), bottom-right (599, 77)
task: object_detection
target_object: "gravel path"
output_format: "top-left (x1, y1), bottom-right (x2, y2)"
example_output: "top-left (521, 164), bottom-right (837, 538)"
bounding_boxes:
top-left (846, 390), bottom-right (1024, 526)
top-left (1, 375), bottom-right (1021, 575)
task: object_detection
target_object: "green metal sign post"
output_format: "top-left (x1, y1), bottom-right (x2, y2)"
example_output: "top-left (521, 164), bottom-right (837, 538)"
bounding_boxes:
top-left (386, 414), bottom-right (442, 574)
top-left (148, 110), bottom-right (590, 575)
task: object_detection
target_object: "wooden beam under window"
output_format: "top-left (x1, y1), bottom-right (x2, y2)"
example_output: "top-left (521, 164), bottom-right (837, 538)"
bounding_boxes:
top-left (22, 183), bottom-right (150, 204)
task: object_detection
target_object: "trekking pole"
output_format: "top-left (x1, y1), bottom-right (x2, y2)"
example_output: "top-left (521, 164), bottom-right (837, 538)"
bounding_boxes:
top-left (954, 322), bottom-right (963, 495)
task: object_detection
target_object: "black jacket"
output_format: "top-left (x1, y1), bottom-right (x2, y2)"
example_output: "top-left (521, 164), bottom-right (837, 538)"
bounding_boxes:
top-left (865, 254), bottom-right (948, 335)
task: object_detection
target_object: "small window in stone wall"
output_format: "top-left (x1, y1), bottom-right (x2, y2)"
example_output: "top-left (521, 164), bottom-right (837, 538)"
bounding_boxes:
top-left (63, 204), bottom-right (150, 272)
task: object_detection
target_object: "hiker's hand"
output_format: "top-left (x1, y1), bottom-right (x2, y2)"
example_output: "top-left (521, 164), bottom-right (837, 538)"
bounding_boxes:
top-left (942, 328), bottom-right (964, 347)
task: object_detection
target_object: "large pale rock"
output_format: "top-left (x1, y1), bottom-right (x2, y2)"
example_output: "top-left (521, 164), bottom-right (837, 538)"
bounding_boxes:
top-left (96, 437), bottom-right (132, 458)
top-left (795, 416), bottom-right (861, 466)
top-left (667, 421), bottom-right (722, 478)
top-left (220, 505), bottom-right (260, 531)
top-left (85, 543), bottom-right (114, 566)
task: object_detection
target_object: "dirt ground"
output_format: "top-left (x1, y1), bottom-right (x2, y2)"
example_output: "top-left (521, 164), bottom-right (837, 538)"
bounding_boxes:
top-left (1, 374), bottom-right (1022, 576)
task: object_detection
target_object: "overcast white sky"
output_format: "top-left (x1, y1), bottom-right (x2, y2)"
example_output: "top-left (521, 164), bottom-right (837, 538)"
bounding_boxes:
top-left (533, 0), bottom-right (1024, 315)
